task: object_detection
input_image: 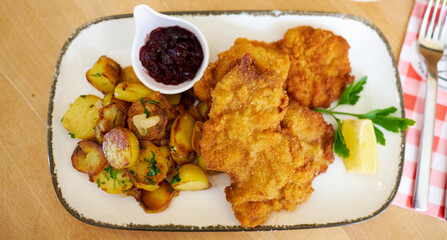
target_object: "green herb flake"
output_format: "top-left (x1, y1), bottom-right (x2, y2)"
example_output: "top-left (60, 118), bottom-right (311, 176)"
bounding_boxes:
top-left (140, 98), bottom-right (151, 118)
top-left (147, 151), bottom-right (162, 177)
top-left (80, 95), bottom-right (86, 98)
top-left (96, 179), bottom-right (100, 188)
top-left (89, 104), bottom-right (94, 108)
top-left (170, 173), bottom-right (181, 184)
top-left (68, 133), bottom-right (75, 139)
top-left (91, 73), bottom-right (102, 77)
top-left (103, 166), bottom-right (127, 190)
top-left (149, 100), bottom-right (161, 105)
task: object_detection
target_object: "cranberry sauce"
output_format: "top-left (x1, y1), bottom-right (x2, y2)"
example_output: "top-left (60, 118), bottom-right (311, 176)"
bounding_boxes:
top-left (139, 26), bottom-right (204, 85)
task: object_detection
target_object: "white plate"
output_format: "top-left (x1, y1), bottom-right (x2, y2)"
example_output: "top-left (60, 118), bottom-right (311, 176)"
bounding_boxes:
top-left (48, 11), bottom-right (405, 231)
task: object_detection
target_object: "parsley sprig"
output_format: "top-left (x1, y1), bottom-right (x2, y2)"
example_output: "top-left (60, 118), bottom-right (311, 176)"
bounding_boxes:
top-left (315, 76), bottom-right (415, 158)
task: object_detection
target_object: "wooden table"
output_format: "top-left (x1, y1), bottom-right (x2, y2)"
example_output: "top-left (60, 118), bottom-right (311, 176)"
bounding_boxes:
top-left (1, 0), bottom-right (446, 239)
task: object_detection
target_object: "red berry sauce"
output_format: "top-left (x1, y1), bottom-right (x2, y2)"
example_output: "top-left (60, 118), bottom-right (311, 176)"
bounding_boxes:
top-left (139, 26), bottom-right (204, 85)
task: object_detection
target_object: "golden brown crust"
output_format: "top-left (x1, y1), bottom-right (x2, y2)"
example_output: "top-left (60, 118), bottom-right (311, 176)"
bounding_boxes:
top-left (200, 55), bottom-right (335, 227)
top-left (280, 26), bottom-right (354, 109)
top-left (127, 98), bottom-right (168, 140)
top-left (194, 38), bottom-right (290, 101)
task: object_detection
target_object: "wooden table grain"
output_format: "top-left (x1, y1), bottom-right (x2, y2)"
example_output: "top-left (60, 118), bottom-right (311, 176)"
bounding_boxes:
top-left (1, 0), bottom-right (447, 239)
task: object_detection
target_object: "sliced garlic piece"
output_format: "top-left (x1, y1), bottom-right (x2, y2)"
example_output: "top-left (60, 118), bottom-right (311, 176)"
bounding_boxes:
top-left (132, 114), bottom-right (160, 135)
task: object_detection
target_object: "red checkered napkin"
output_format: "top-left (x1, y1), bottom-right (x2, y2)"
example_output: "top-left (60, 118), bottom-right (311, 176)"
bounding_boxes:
top-left (392, 0), bottom-right (447, 219)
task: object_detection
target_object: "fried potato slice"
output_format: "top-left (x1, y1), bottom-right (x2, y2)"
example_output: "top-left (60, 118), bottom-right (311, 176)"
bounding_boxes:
top-left (127, 140), bottom-right (168, 191)
top-left (95, 103), bottom-right (127, 144)
top-left (170, 113), bottom-right (196, 165)
top-left (140, 180), bottom-right (179, 213)
top-left (61, 94), bottom-right (102, 140)
top-left (127, 97), bottom-right (168, 140)
top-left (86, 56), bottom-right (121, 94)
top-left (159, 145), bottom-right (176, 175)
top-left (93, 164), bottom-right (133, 194)
top-left (191, 121), bottom-right (203, 154)
top-left (71, 140), bottom-right (107, 179)
top-left (103, 127), bottom-right (139, 169)
top-left (114, 82), bottom-right (153, 103)
top-left (171, 163), bottom-right (211, 191)
top-left (120, 66), bottom-right (141, 83)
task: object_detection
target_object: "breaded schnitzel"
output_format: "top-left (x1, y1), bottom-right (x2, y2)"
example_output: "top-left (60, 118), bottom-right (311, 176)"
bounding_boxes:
top-left (279, 26), bottom-right (354, 109)
top-left (200, 54), bottom-right (334, 227)
top-left (193, 38), bottom-right (290, 101)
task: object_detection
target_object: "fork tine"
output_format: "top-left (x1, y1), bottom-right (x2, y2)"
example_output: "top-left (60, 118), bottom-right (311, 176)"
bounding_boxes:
top-left (434, 0), bottom-right (447, 40)
top-left (426, 0), bottom-right (441, 39)
top-left (435, 0), bottom-right (447, 40)
top-left (420, 0), bottom-right (434, 39)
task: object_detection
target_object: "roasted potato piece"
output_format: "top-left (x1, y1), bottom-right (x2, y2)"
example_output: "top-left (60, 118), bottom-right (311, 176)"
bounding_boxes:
top-left (159, 145), bottom-right (176, 175)
top-left (145, 91), bottom-right (176, 120)
top-left (140, 180), bottom-right (178, 213)
top-left (71, 140), bottom-right (107, 179)
top-left (114, 82), bottom-right (153, 102)
top-left (196, 101), bottom-right (209, 118)
top-left (103, 92), bottom-right (131, 110)
top-left (188, 106), bottom-right (203, 121)
top-left (103, 93), bottom-right (114, 106)
top-left (197, 155), bottom-right (219, 175)
top-left (95, 103), bottom-right (127, 144)
top-left (103, 127), bottom-right (139, 169)
top-left (163, 93), bottom-right (181, 106)
top-left (120, 66), bottom-right (141, 83)
top-left (170, 163), bottom-right (211, 191)
top-left (61, 94), bottom-right (102, 140)
top-left (127, 97), bottom-right (168, 140)
top-left (93, 164), bottom-right (133, 194)
top-left (127, 140), bottom-right (168, 191)
top-left (191, 121), bottom-right (203, 153)
top-left (86, 56), bottom-right (120, 94)
top-left (170, 113), bottom-right (196, 165)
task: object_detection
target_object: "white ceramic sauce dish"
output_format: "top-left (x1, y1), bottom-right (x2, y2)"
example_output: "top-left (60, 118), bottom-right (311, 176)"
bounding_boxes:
top-left (131, 4), bottom-right (209, 94)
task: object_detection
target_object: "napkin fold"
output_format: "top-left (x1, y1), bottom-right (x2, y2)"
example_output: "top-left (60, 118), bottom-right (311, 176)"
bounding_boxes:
top-left (392, 0), bottom-right (447, 220)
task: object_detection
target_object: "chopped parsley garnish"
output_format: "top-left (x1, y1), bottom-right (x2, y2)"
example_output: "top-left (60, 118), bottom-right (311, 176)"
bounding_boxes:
top-left (96, 179), bottom-right (100, 187)
top-left (91, 72), bottom-right (102, 77)
top-left (80, 95), bottom-right (86, 98)
top-left (89, 104), bottom-right (94, 108)
top-left (315, 76), bottom-right (416, 158)
top-left (149, 100), bottom-right (161, 105)
top-left (128, 169), bottom-right (137, 177)
top-left (170, 173), bottom-right (181, 184)
top-left (147, 151), bottom-right (162, 177)
top-left (68, 132), bottom-right (75, 139)
top-left (103, 166), bottom-right (128, 190)
top-left (140, 98), bottom-right (151, 118)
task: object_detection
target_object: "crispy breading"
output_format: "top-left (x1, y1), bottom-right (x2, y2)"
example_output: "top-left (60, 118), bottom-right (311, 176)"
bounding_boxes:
top-left (200, 54), bottom-right (334, 227)
top-left (279, 26), bottom-right (354, 109)
top-left (279, 101), bottom-right (335, 210)
top-left (201, 54), bottom-right (289, 174)
top-left (193, 38), bottom-right (290, 101)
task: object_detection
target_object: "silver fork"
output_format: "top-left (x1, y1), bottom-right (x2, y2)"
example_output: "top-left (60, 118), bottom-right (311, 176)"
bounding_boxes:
top-left (413, 0), bottom-right (446, 212)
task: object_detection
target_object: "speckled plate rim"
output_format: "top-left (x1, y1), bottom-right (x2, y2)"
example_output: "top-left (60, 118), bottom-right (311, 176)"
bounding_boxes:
top-left (47, 10), bottom-right (405, 232)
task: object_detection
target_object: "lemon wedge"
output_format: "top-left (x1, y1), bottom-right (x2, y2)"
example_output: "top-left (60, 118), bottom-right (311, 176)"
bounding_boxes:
top-left (341, 119), bottom-right (377, 174)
